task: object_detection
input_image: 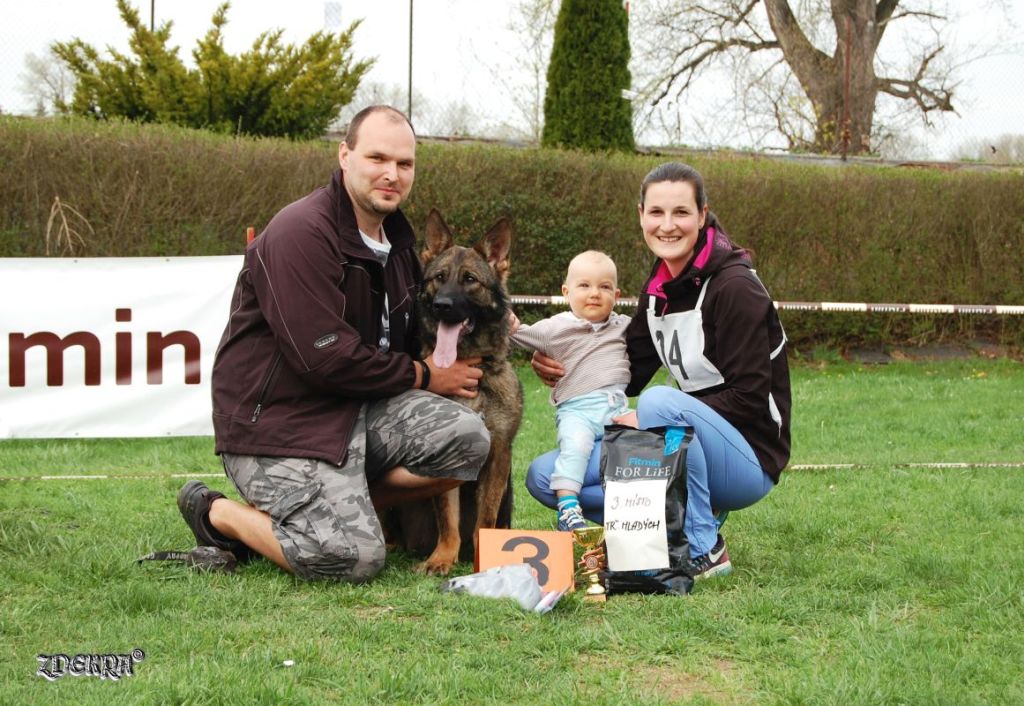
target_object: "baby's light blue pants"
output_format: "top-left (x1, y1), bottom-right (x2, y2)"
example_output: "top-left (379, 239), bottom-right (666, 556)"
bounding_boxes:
top-left (550, 388), bottom-right (630, 494)
top-left (527, 386), bottom-right (774, 558)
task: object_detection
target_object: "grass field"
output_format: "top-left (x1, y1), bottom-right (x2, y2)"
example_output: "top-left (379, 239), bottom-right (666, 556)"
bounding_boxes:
top-left (2, 357), bottom-right (1023, 704)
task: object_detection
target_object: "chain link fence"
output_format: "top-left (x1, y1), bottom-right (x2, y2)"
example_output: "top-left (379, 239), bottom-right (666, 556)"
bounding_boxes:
top-left (2, 1), bottom-right (1022, 162)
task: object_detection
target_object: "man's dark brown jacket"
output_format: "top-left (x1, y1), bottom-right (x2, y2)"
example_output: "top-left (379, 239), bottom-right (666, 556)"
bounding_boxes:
top-left (212, 170), bottom-right (422, 465)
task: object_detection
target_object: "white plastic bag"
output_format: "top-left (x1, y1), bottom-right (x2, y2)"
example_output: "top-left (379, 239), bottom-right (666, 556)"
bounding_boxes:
top-left (440, 563), bottom-right (563, 612)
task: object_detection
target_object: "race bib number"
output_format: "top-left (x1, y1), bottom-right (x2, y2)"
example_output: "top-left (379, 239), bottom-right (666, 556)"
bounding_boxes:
top-left (654, 327), bottom-right (689, 382)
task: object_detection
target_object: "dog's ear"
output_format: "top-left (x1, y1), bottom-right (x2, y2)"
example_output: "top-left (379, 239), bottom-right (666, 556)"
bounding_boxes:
top-left (474, 218), bottom-right (512, 283)
top-left (422, 208), bottom-right (455, 266)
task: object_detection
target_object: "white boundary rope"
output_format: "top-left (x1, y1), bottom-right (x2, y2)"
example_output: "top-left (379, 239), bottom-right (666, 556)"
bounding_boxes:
top-left (0, 472), bottom-right (224, 482)
top-left (791, 462), bottom-right (1024, 470)
top-left (510, 295), bottom-right (1024, 315)
top-left (2, 464), bottom-right (1023, 483)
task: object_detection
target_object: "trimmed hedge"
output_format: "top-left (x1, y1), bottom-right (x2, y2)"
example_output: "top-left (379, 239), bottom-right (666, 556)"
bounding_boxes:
top-left (3, 116), bottom-right (1023, 347)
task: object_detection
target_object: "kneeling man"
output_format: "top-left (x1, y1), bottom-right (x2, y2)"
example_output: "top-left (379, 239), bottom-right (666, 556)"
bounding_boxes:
top-left (177, 105), bottom-right (488, 581)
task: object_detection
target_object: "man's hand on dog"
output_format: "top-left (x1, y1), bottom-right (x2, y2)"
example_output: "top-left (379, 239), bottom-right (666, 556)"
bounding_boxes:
top-left (530, 351), bottom-right (564, 388)
top-left (424, 356), bottom-right (484, 398)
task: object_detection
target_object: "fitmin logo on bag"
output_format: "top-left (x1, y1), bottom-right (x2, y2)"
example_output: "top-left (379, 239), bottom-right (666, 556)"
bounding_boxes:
top-left (7, 308), bottom-right (202, 387)
top-left (617, 455), bottom-right (674, 479)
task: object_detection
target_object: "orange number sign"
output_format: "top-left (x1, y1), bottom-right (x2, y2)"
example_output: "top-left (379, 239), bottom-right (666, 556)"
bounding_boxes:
top-left (474, 528), bottom-right (574, 593)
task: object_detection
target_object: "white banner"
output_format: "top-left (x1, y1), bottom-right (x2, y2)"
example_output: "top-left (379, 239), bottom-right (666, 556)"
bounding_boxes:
top-left (0, 256), bottom-right (242, 439)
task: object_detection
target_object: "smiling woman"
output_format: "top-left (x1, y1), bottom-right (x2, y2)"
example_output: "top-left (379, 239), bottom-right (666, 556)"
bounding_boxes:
top-left (638, 165), bottom-right (707, 277)
top-left (525, 161), bottom-right (792, 580)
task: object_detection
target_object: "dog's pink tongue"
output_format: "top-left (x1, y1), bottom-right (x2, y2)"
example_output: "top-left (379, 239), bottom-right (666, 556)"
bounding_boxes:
top-left (432, 321), bottom-right (464, 368)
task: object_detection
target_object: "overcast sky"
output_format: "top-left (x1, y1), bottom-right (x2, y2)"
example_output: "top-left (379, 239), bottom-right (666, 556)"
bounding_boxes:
top-left (2, 0), bottom-right (1022, 159)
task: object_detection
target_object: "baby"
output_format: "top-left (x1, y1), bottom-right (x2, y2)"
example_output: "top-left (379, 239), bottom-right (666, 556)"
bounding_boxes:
top-left (510, 250), bottom-right (631, 531)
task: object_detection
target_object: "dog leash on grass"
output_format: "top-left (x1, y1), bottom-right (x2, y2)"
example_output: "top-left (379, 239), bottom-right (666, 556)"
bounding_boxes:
top-left (136, 546), bottom-right (238, 573)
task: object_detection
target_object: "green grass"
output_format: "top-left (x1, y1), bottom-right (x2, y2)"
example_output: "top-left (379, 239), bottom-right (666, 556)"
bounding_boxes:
top-left (790, 355), bottom-right (1024, 463)
top-left (2, 358), bottom-right (1023, 704)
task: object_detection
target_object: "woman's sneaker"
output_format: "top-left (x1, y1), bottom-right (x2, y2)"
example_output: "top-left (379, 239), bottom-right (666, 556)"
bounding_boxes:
top-left (556, 504), bottom-right (587, 532)
top-left (688, 534), bottom-right (732, 579)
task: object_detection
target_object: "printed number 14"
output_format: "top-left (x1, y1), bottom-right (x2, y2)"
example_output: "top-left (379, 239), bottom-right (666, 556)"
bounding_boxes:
top-left (655, 329), bottom-right (688, 381)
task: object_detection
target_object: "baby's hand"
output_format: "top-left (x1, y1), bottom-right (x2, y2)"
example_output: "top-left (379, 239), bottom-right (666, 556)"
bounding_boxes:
top-left (507, 310), bottom-right (521, 335)
top-left (611, 410), bottom-right (638, 428)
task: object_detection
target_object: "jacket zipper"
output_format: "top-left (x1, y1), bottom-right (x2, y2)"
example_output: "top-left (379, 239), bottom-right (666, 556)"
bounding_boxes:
top-left (250, 352), bottom-right (283, 423)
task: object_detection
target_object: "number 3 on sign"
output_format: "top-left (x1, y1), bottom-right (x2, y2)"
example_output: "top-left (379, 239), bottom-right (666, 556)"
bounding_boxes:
top-left (474, 528), bottom-right (574, 593)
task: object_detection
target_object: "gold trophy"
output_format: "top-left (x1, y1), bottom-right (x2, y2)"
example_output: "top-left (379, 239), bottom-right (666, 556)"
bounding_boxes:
top-left (572, 526), bottom-right (607, 602)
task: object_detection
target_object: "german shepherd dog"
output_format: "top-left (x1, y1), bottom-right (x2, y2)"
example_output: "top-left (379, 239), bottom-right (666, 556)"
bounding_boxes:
top-left (388, 209), bottom-right (523, 575)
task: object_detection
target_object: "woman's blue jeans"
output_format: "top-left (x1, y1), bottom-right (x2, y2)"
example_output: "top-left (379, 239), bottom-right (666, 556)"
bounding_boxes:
top-left (526, 386), bottom-right (775, 557)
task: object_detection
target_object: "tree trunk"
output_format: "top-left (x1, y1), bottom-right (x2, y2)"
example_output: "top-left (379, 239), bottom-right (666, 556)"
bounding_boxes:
top-left (764, 0), bottom-right (882, 154)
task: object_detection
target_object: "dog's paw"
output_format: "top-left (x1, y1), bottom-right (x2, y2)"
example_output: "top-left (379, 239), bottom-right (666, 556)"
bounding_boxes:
top-left (415, 554), bottom-right (456, 576)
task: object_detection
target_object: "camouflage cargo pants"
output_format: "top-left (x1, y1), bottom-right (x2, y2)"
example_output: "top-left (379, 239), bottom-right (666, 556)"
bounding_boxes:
top-left (223, 390), bottom-right (490, 582)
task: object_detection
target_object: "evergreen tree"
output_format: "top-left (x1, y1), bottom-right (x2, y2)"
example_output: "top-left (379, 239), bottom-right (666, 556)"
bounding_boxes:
top-left (52, 1), bottom-right (372, 140)
top-left (542, 0), bottom-right (634, 152)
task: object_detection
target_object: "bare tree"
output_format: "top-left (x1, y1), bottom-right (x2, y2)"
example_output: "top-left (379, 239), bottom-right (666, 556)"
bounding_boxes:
top-left (471, 0), bottom-right (557, 142)
top-left (19, 50), bottom-right (75, 116)
top-left (506, 0), bottom-right (558, 141)
top-left (630, 0), bottom-right (1006, 155)
top-left (335, 81), bottom-right (422, 131)
top-left (955, 134), bottom-right (1024, 164)
top-left (335, 82), bottom-right (481, 138)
